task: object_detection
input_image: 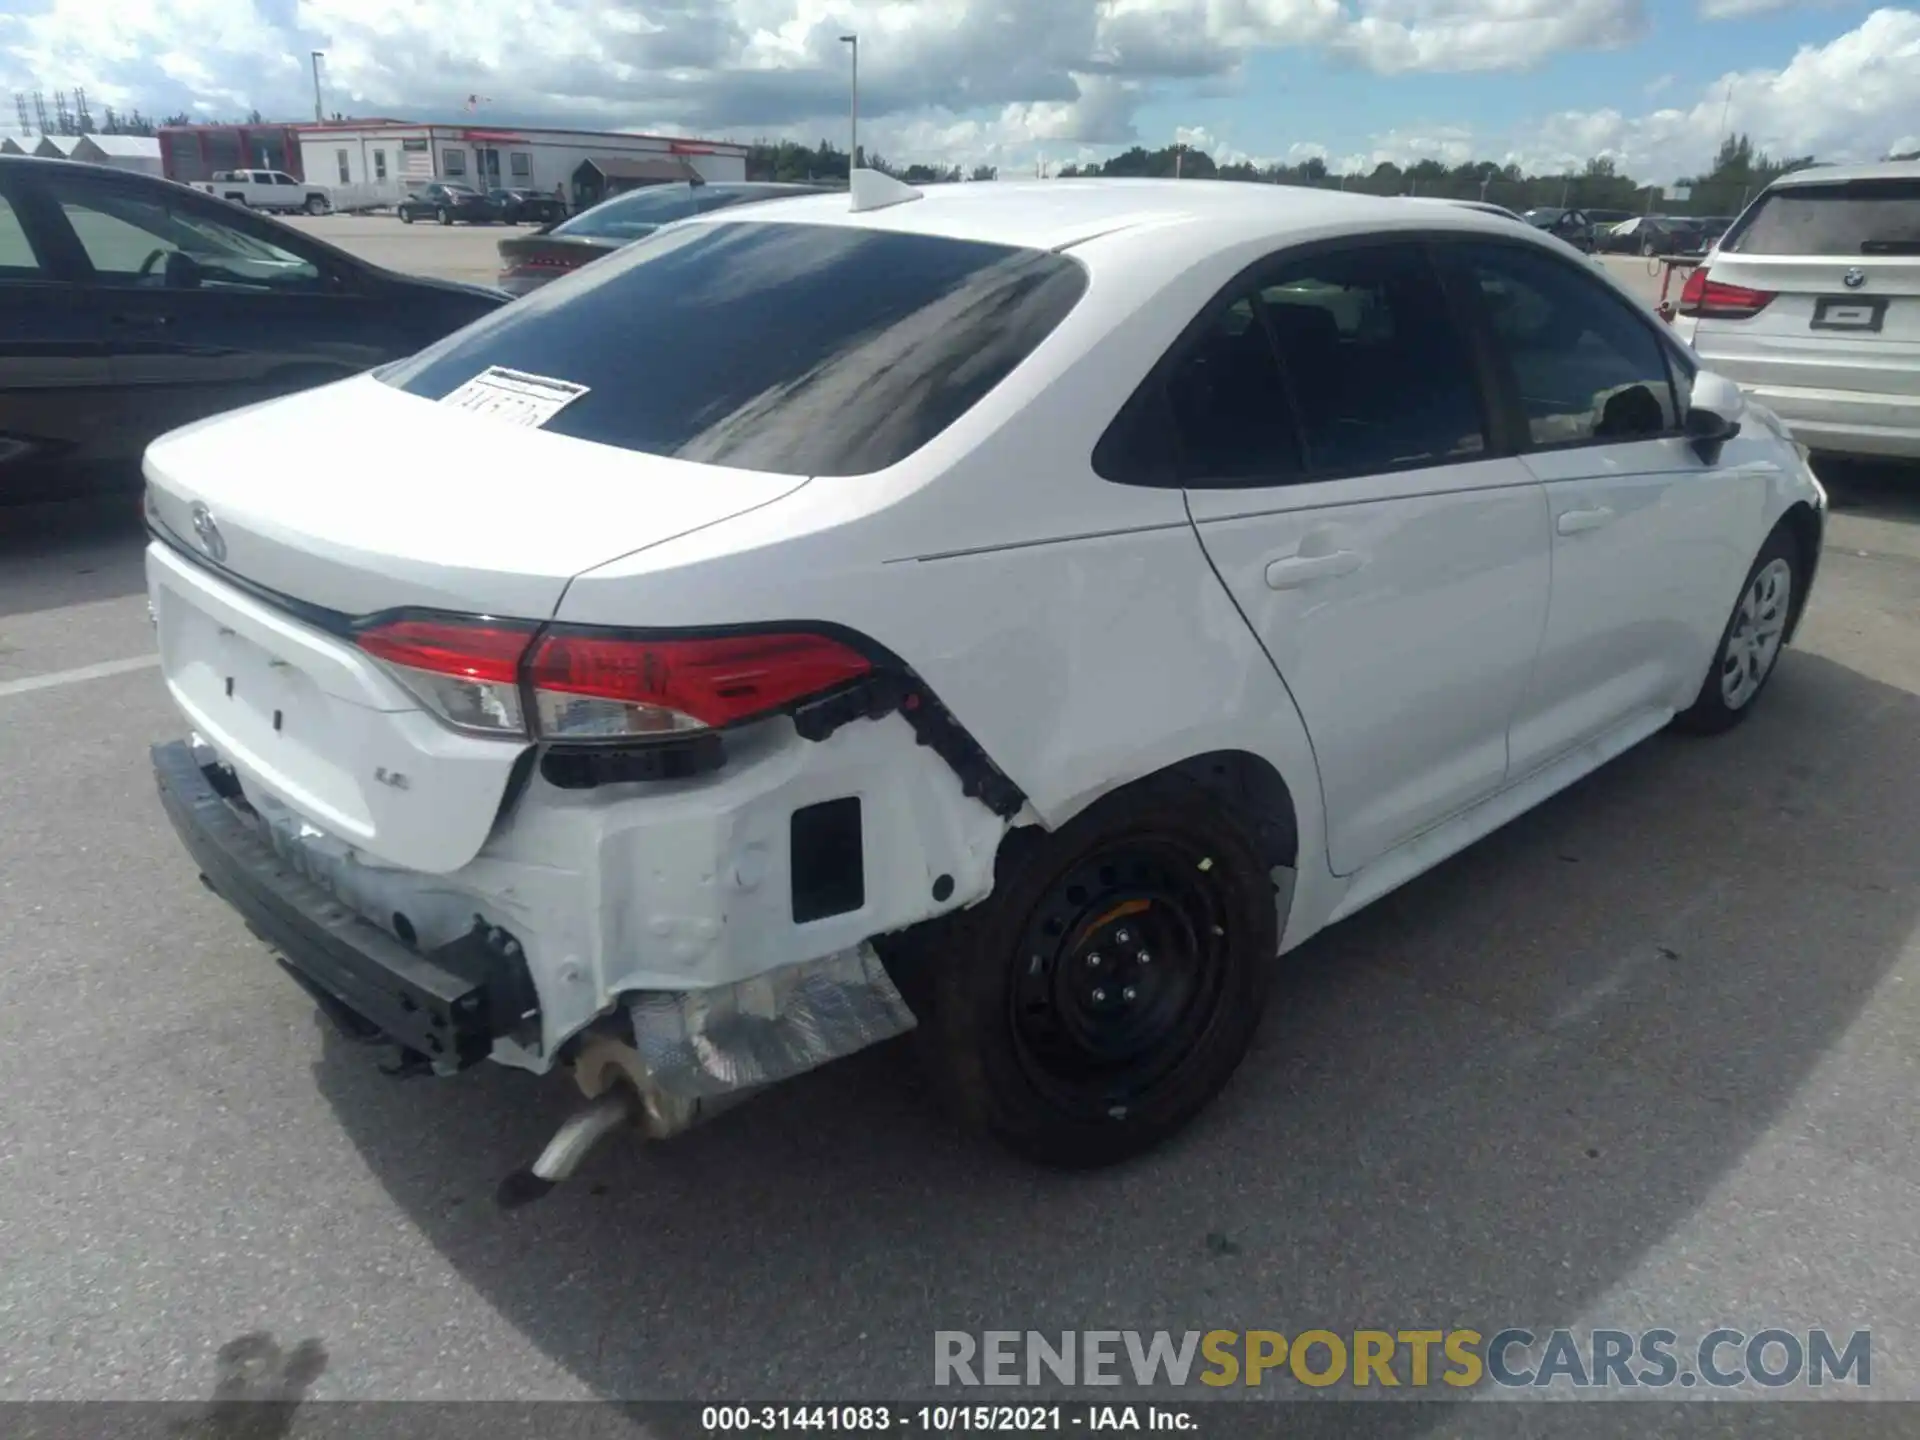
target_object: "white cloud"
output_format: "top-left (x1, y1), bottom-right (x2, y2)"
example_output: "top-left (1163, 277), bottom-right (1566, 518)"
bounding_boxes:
top-left (1498, 7), bottom-right (1920, 179)
top-left (0, 0), bottom-right (1661, 164)
top-left (2, 0), bottom-right (1915, 183)
top-left (1697, 0), bottom-right (1822, 18)
top-left (1334, 0), bottom-right (1644, 73)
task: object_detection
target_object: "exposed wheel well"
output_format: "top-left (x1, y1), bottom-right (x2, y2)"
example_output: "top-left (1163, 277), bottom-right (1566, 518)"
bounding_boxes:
top-left (1776, 501), bottom-right (1822, 643)
top-left (1000, 752), bottom-right (1300, 877)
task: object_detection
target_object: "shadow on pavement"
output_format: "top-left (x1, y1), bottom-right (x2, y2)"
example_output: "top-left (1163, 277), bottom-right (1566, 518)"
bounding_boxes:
top-left (1816, 457), bottom-right (1920, 523)
top-left (307, 644), bottom-right (1920, 1414)
top-left (0, 493), bottom-right (149, 619)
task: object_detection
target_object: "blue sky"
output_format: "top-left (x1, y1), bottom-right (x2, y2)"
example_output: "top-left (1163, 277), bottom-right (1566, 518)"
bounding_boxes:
top-left (2, 0), bottom-right (1916, 182)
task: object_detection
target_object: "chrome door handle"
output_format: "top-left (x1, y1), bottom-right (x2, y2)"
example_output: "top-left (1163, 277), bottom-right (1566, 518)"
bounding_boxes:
top-left (1557, 507), bottom-right (1615, 536)
top-left (1265, 550), bottom-right (1364, 590)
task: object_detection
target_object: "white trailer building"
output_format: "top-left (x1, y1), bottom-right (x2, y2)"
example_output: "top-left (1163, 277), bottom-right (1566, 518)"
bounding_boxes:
top-left (296, 121), bottom-right (749, 213)
top-left (72, 134), bottom-right (164, 176)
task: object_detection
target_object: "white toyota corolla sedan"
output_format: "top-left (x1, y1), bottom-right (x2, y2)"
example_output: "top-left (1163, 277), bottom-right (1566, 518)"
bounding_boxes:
top-left (142, 172), bottom-right (1827, 1193)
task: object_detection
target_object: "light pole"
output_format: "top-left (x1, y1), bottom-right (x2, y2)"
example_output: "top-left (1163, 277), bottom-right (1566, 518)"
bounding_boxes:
top-left (840, 34), bottom-right (858, 172)
top-left (311, 51), bottom-right (325, 122)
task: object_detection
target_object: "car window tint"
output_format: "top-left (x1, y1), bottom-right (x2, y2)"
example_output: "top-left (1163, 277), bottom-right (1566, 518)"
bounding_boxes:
top-left (1163, 294), bottom-right (1303, 483)
top-left (59, 190), bottom-right (322, 292)
top-left (1259, 245), bottom-right (1486, 473)
top-left (0, 194), bottom-right (43, 277)
top-left (1723, 180), bottom-right (1920, 256)
top-left (555, 186), bottom-right (698, 240)
top-left (1457, 242), bottom-right (1677, 447)
top-left (381, 221), bottom-right (1087, 477)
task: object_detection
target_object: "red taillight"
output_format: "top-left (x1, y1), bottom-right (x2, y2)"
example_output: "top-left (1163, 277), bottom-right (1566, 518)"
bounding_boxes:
top-left (527, 630), bottom-right (872, 739)
top-left (1677, 268), bottom-right (1775, 320)
top-left (353, 616), bottom-right (874, 743)
top-left (504, 253), bottom-right (582, 274)
top-left (356, 618), bottom-right (531, 684)
top-left (356, 617), bottom-right (536, 736)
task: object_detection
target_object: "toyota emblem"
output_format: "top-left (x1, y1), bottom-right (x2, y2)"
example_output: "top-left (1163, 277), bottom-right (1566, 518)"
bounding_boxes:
top-left (190, 502), bottom-right (227, 564)
top-left (1843, 267), bottom-right (1867, 290)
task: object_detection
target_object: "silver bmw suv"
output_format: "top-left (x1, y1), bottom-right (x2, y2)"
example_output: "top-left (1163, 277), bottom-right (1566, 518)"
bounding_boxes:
top-left (1672, 160), bottom-right (1919, 462)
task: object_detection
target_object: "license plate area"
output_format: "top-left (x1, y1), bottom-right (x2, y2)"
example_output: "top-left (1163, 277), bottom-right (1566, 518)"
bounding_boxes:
top-left (1811, 296), bottom-right (1888, 333)
top-left (165, 600), bottom-right (327, 748)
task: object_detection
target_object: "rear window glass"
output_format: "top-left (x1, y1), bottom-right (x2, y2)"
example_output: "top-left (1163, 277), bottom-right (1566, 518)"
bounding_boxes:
top-left (1724, 180), bottom-right (1920, 256)
top-left (554, 186), bottom-right (699, 240)
top-left (380, 220), bottom-right (1089, 476)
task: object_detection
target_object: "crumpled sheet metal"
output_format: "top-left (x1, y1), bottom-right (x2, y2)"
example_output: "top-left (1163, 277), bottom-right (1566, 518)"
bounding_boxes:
top-left (626, 941), bottom-right (917, 1105)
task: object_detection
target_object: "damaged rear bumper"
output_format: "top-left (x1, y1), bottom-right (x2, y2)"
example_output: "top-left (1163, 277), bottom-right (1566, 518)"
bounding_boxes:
top-left (154, 739), bottom-right (924, 1136)
top-left (153, 739), bottom-right (541, 1070)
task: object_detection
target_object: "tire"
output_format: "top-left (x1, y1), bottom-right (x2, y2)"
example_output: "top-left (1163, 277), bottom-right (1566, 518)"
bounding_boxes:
top-left (1641, 235), bottom-right (1659, 257)
top-left (913, 773), bottom-right (1279, 1168)
top-left (1673, 525), bottom-right (1799, 735)
top-left (306, 195), bottom-right (327, 216)
top-left (437, 207), bottom-right (452, 226)
top-left (399, 207), bottom-right (414, 224)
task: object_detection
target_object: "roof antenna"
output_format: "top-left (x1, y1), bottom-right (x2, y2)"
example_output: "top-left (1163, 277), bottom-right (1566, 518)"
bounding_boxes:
top-left (849, 166), bottom-right (923, 214)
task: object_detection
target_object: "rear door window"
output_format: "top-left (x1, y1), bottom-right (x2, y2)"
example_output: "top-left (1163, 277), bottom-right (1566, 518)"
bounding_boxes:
top-left (1260, 243), bottom-right (1487, 474)
top-left (381, 220), bottom-right (1088, 477)
top-left (1723, 180), bottom-right (1920, 256)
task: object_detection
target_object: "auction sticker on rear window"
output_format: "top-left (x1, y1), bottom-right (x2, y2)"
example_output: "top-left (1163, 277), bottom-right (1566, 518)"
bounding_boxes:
top-left (439, 366), bottom-right (589, 428)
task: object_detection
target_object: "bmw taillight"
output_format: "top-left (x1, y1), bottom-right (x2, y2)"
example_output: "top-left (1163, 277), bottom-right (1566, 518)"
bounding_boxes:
top-left (1676, 267), bottom-right (1776, 320)
top-left (353, 616), bottom-right (873, 742)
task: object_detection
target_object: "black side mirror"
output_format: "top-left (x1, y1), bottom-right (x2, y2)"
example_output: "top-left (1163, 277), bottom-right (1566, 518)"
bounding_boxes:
top-left (163, 250), bottom-right (204, 290)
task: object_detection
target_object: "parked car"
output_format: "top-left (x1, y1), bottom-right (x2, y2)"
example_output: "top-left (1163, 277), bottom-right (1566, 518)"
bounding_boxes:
top-left (487, 188), bottom-right (566, 225)
top-left (1599, 215), bottom-right (1705, 256)
top-left (1694, 215), bottom-right (1737, 250)
top-left (1672, 159), bottom-right (1920, 461)
top-left (143, 177), bottom-right (1825, 1188)
top-left (193, 168), bottom-right (332, 216)
top-left (1413, 197), bottom-right (1527, 223)
top-left (397, 182), bottom-right (497, 225)
top-left (0, 155), bottom-right (506, 503)
top-left (495, 180), bottom-right (830, 294)
top-left (1522, 206), bottom-right (1597, 252)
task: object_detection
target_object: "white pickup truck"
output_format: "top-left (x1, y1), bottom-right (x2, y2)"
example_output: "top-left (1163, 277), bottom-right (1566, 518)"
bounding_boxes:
top-left (194, 169), bottom-right (332, 215)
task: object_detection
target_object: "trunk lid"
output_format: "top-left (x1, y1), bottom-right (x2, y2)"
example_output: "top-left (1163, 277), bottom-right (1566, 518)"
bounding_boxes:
top-left (143, 374), bottom-right (808, 875)
top-left (1690, 177), bottom-right (1920, 400)
top-left (143, 372), bottom-right (807, 619)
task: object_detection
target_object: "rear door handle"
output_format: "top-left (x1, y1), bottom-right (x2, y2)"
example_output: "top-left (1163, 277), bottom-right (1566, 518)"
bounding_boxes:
top-left (1556, 506), bottom-right (1614, 536)
top-left (1265, 550), bottom-right (1364, 590)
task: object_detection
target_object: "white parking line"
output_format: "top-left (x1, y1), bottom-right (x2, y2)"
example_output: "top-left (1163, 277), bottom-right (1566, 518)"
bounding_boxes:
top-left (0, 654), bottom-right (161, 701)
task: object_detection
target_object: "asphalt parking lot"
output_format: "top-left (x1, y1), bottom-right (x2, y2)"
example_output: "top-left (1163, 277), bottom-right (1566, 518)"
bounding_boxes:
top-left (3, 219), bottom-right (1920, 1418)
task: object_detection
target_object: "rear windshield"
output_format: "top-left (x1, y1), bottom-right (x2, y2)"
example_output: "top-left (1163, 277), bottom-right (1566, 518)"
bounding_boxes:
top-left (554, 186), bottom-right (700, 240)
top-left (1723, 180), bottom-right (1920, 256)
top-left (380, 220), bottom-right (1089, 477)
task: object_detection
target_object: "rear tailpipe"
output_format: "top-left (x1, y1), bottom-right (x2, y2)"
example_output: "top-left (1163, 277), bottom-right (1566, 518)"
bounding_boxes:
top-left (495, 1084), bottom-right (641, 1209)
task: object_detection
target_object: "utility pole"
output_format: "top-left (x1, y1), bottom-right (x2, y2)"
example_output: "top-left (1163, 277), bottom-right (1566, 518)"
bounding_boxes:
top-left (839, 34), bottom-right (858, 172)
top-left (311, 51), bottom-right (325, 123)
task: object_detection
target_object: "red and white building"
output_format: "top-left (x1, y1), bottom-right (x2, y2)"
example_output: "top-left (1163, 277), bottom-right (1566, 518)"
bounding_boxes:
top-left (158, 119), bottom-right (748, 211)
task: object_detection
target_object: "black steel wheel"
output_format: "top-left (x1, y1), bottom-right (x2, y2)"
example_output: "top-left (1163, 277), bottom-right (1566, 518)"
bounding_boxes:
top-left (915, 771), bottom-right (1279, 1167)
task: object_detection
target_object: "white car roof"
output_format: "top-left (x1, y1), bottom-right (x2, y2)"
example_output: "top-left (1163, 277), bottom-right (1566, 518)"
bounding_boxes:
top-left (1766, 160), bottom-right (1920, 190)
top-left (677, 176), bottom-right (1538, 261)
